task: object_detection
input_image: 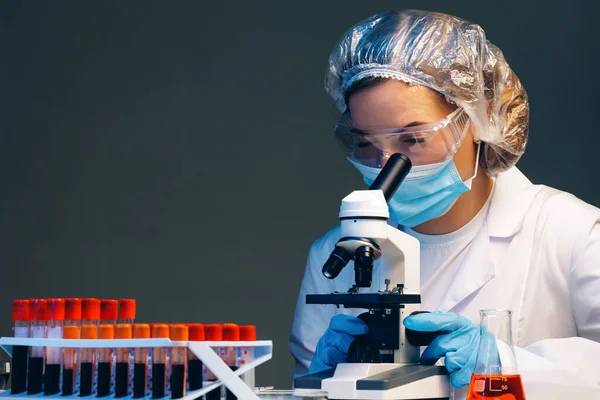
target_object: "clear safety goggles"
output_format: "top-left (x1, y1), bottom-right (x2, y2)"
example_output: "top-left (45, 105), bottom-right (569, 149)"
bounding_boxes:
top-left (334, 107), bottom-right (471, 167)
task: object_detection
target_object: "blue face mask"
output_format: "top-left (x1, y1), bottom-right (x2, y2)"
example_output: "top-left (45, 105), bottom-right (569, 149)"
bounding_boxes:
top-left (348, 145), bottom-right (480, 228)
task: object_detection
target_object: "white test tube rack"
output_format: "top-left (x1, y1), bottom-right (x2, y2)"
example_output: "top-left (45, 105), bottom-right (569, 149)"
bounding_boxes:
top-left (0, 337), bottom-right (273, 400)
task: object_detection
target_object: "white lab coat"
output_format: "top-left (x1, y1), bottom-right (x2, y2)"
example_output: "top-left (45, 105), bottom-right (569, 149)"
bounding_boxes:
top-left (289, 167), bottom-right (600, 398)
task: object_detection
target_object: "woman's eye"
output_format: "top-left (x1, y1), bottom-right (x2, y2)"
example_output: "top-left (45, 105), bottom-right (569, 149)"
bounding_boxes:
top-left (402, 137), bottom-right (426, 144)
top-left (357, 141), bottom-right (371, 148)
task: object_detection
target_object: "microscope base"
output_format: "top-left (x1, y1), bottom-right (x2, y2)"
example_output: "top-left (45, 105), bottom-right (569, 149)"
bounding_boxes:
top-left (295, 363), bottom-right (450, 400)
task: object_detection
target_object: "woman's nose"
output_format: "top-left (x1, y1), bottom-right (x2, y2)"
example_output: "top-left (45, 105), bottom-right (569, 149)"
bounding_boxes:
top-left (376, 152), bottom-right (391, 168)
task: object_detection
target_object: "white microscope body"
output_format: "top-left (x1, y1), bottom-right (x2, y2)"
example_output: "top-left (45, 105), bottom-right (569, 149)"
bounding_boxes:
top-left (295, 154), bottom-right (451, 399)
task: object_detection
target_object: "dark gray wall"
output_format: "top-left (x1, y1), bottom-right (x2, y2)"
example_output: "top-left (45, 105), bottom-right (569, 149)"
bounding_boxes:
top-left (1, 0), bottom-right (598, 389)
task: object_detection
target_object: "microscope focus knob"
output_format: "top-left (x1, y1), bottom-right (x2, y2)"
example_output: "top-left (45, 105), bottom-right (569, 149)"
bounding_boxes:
top-left (404, 311), bottom-right (445, 346)
top-left (347, 335), bottom-right (382, 364)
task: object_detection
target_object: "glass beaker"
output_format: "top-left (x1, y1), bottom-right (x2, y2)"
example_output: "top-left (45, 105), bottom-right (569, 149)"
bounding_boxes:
top-left (466, 309), bottom-right (526, 400)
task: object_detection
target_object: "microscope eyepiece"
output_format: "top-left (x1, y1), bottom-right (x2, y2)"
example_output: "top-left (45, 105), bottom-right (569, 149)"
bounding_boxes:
top-left (369, 153), bottom-right (412, 202)
top-left (322, 247), bottom-right (352, 279)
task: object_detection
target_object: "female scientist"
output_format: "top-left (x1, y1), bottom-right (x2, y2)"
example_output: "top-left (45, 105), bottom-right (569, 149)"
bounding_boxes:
top-left (289, 9), bottom-right (600, 391)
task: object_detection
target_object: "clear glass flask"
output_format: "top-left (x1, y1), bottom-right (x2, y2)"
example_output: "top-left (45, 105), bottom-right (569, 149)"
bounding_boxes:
top-left (467, 309), bottom-right (526, 400)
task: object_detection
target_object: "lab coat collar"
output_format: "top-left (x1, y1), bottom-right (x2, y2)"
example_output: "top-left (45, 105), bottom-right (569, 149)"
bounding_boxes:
top-left (486, 167), bottom-right (541, 238)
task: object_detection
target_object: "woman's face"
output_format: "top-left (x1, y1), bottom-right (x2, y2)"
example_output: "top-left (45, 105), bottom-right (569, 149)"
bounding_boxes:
top-left (347, 79), bottom-right (478, 180)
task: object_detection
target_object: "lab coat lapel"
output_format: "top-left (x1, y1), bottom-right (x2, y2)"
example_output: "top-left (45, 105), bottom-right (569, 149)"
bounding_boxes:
top-left (436, 167), bottom-right (536, 312)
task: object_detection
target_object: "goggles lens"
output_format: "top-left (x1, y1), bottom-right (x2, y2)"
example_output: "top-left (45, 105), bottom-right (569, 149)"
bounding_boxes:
top-left (334, 108), bottom-right (470, 167)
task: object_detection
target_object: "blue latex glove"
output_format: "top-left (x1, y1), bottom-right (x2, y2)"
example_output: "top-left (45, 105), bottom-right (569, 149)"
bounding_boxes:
top-left (309, 314), bottom-right (368, 374)
top-left (403, 311), bottom-right (500, 388)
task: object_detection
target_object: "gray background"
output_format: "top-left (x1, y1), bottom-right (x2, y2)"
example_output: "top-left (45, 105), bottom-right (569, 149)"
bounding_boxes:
top-left (1, 0), bottom-right (598, 389)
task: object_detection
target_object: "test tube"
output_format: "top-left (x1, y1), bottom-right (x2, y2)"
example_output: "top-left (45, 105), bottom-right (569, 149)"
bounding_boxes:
top-left (62, 325), bottom-right (80, 395)
top-left (65, 298), bottom-right (83, 392)
top-left (222, 324), bottom-right (240, 400)
top-left (133, 324), bottom-right (150, 398)
top-left (79, 324), bottom-right (97, 397)
top-left (97, 324), bottom-right (115, 397)
top-left (45, 298), bottom-right (65, 395)
top-left (239, 325), bottom-right (256, 389)
top-left (151, 324), bottom-right (169, 399)
top-left (204, 324), bottom-right (223, 400)
top-left (119, 299), bottom-right (136, 324)
top-left (82, 298), bottom-right (101, 328)
top-left (118, 302), bottom-right (135, 396)
top-left (169, 325), bottom-right (188, 399)
top-left (115, 324), bottom-right (132, 398)
top-left (187, 324), bottom-right (204, 392)
top-left (27, 299), bottom-right (47, 394)
top-left (100, 300), bottom-right (118, 389)
top-left (101, 300), bottom-right (118, 324)
top-left (11, 299), bottom-right (30, 394)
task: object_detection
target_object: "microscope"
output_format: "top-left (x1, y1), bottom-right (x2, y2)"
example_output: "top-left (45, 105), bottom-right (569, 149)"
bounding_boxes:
top-left (295, 154), bottom-right (451, 399)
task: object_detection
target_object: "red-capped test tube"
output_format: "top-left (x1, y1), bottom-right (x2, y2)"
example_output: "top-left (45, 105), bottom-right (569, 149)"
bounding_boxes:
top-left (223, 324), bottom-right (240, 400)
top-left (11, 300), bottom-right (30, 394)
top-left (97, 324), bottom-right (115, 397)
top-left (115, 324), bottom-right (132, 398)
top-left (169, 325), bottom-right (189, 399)
top-left (239, 326), bottom-right (257, 389)
top-left (119, 299), bottom-right (136, 324)
top-left (64, 298), bottom-right (82, 391)
top-left (151, 324), bottom-right (169, 399)
top-left (45, 298), bottom-right (65, 395)
top-left (80, 324), bottom-right (97, 396)
top-left (204, 324), bottom-right (223, 400)
top-left (27, 299), bottom-right (47, 394)
top-left (65, 298), bottom-right (82, 327)
top-left (99, 299), bottom-right (118, 386)
top-left (116, 298), bottom-right (135, 386)
top-left (101, 299), bottom-right (118, 324)
top-left (187, 324), bottom-right (204, 392)
top-left (133, 324), bottom-right (150, 398)
top-left (62, 326), bottom-right (80, 395)
top-left (82, 298), bottom-right (101, 328)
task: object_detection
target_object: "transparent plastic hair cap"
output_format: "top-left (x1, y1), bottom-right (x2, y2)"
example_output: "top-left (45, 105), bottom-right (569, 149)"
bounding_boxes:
top-left (325, 9), bottom-right (529, 175)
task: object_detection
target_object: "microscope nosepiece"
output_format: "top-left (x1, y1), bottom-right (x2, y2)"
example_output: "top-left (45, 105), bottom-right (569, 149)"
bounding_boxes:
top-left (354, 246), bottom-right (375, 287)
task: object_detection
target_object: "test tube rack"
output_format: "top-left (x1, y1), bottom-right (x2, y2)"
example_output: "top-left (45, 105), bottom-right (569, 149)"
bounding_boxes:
top-left (0, 337), bottom-right (273, 400)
